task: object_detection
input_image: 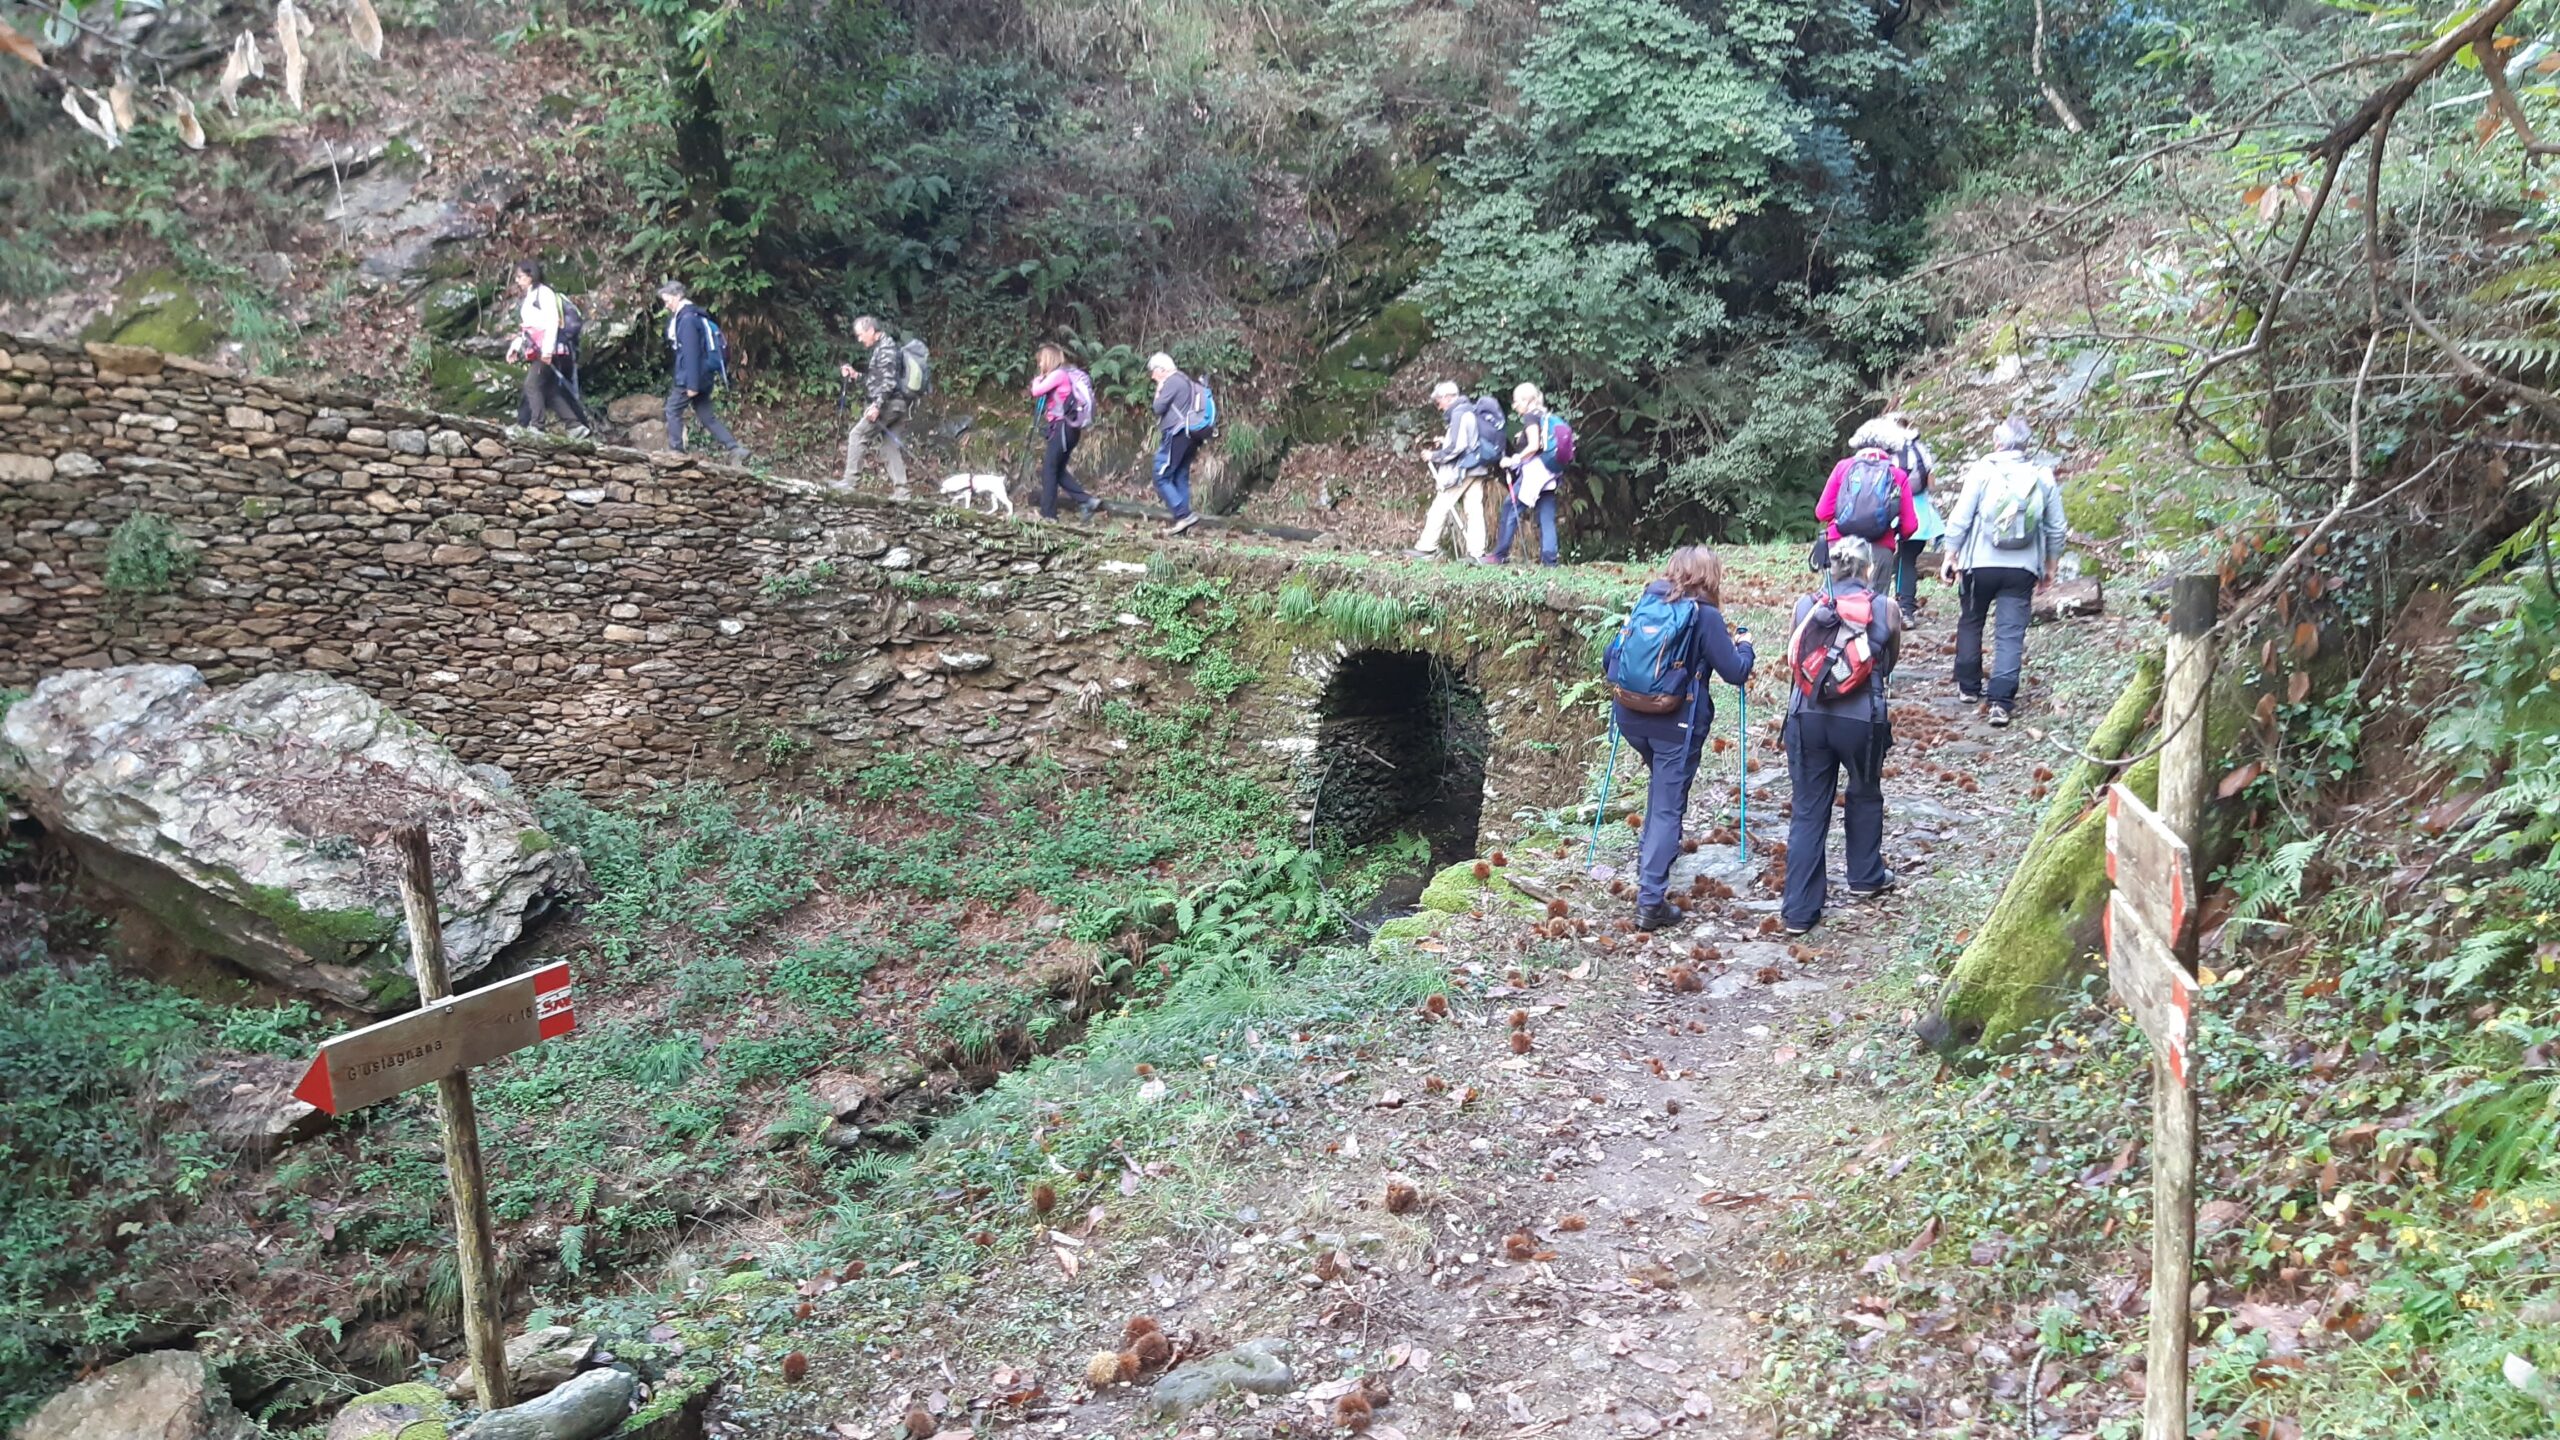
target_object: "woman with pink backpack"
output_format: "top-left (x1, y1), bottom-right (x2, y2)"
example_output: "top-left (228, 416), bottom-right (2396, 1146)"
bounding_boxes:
top-left (1028, 344), bottom-right (1102, 521)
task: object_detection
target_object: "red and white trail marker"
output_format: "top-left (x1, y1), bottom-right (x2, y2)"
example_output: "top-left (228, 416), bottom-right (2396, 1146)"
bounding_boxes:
top-left (294, 961), bottom-right (575, 1116)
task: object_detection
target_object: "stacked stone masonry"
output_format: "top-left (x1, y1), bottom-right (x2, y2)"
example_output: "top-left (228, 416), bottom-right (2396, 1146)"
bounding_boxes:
top-left (0, 336), bottom-right (1592, 814)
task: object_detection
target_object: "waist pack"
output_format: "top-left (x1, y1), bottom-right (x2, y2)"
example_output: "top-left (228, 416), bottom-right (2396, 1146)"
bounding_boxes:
top-left (1608, 591), bottom-right (1699, 715)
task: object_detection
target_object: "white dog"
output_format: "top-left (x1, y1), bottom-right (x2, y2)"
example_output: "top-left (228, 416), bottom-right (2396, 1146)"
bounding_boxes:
top-left (937, 472), bottom-right (1015, 517)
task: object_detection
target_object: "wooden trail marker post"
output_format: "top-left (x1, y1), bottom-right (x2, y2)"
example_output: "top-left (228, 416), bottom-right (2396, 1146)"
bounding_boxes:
top-left (2106, 573), bottom-right (2218, 1440)
top-left (289, 828), bottom-right (580, 1411)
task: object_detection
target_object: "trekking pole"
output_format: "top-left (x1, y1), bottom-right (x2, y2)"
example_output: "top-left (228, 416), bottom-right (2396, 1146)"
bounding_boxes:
top-left (1736, 681), bottom-right (1749, 865)
top-left (1585, 720), bottom-right (1622, 874)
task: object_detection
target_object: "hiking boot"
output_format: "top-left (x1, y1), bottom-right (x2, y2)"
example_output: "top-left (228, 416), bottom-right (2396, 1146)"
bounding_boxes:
top-left (568, 425), bottom-right (592, 440)
top-left (1169, 513), bottom-right (1201, 535)
top-left (1848, 871), bottom-right (1898, 899)
top-left (1081, 499), bottom-right (1104, 519)
top-left (1987, 705), bottom-right (2013, 728)
top-left (1637, 902), bottom-right (1684, 933)
top-left (1408, 546), bottom-right (1437, 557)
top-left (1783, 916), bottom-right (1819, 936)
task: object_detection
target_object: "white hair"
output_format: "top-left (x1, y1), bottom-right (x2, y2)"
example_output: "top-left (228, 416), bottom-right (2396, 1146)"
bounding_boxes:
top-left (1850, 414), bottom-right (1912, 452)
top-left (1430, 380), bottom-right (1461, 402)
top-left (1511, 382), bottom-right (1545, 412)
top-left (1147, 352), bottom-right (1176, 373)
top-left (1827, 536), bottom-right (1878, 585)
top-left (1994, 417), bottom-right (2032, 450)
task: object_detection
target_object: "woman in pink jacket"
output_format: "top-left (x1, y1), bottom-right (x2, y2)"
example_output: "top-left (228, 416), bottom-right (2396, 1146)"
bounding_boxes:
top-left (1812, 439), bottom-right (1919, 571)
top-left (1027, 345), bottom-right (1102, 521)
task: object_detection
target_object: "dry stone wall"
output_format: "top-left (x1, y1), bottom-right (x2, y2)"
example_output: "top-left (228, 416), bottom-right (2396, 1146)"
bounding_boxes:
top-left (0, 337), bottom-right (1177, 788)
top-left (0, 335), bottom-right (1598, 815)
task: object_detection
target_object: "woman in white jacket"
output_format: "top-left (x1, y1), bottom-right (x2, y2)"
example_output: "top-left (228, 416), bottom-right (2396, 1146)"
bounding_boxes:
top-left (506, 261), bottom-right (591, 435)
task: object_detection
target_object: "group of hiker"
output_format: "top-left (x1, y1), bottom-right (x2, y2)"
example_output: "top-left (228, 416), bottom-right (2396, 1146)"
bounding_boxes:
top-left (1410, 380), bottom-right (1573, 566)
top-left (1601, 412), bottom-right (2067, 937)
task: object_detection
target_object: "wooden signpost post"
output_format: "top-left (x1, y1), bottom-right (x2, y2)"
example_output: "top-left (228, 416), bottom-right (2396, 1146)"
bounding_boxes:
top-left (289, 827), bottom-right (580, 1411)
top-left (2106, 573), bottom-right (2218, 1440)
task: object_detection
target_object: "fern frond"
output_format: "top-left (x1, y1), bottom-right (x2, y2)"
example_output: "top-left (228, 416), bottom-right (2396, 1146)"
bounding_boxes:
top-left (2461, 334), bottom-right (2560, 380)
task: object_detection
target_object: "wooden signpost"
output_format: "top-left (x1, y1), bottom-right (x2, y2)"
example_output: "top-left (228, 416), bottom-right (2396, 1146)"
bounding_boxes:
top-left (2105, 573), bottom-right (2218, 1440)
top-left (290, 827), bottom-right (580, 1411)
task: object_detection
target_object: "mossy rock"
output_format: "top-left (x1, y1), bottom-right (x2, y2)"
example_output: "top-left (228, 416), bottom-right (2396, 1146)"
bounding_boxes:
top-left (329, 1381), bottom-right (455, 1440)
top-left (80, 267), bottom-right (216, 355)
top-left (420, 281), bottom-right (493, 343)
top-left (423, 343), bottom-right (520, 419)
top-left (1368, 909), bottom-right (1451, 955)
top-left (1418, 859), bottom-right (1536, 916)
top-left (2063, 453), bottom-right (2204, 546)
top-left (1291, 300), bottom-right (1433, 444)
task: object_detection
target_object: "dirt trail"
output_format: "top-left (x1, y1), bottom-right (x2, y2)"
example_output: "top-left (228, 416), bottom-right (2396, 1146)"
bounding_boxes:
top-left (721, 597), bottom-right (2120, 1439)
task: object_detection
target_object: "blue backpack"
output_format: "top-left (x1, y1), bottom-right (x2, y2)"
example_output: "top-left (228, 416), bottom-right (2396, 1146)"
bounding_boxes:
top-left (1834, 448), bottom-right (1898, 540)
top-left (691, 309), bottom-right (734, 390)
top-left (1186, 377), bottom-right (1218, 435)
top-left (1607, 590), bottom-right (1699, 715)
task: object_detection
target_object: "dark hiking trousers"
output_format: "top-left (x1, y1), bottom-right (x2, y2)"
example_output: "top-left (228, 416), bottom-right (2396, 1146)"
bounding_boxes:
top-left (1954, 566), bottom-right (2037, 706)
top-left (1894, 538), bottom-right (1922, 611)
top-left (665, 384), bottom-right (741, 456)
top-left (1621, 714), bottom-right (1707, 911)
top-left (1781, 710), bottom-right (1890, 928)
top-left (524, 361), bottom-right (588, 429)
top-left (1041, 420), bottom-right (1095, 518)
top-left (1154, 429), bottom-right (1198, 519)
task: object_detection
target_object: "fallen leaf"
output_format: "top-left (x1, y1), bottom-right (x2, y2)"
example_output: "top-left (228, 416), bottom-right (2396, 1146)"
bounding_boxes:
top-left (2217, 762), bottom-right (2262, 799)
top-left (1630, 1352), bottom-right (1683, 1375)
top-left (0, 22), bottom-right (42, 68)
top-left (1052, 1245), bottom-right (1078, 1277)
top-left (347, 0), bottom-right (384, 59)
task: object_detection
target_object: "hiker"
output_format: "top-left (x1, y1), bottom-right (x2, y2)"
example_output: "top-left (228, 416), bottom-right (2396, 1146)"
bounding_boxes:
top-left (1938, 417), bottom-right (2068, 728)
top-left (1852, 412), bottom-right (1941, 612)
top-left (1603, 546), bottom-right (1757, 932)
top-left (1146, 352), bottom-right (1204, 535)
top-left (1490, 383), bottom-right (1568, 567)
top-left (1812, 426), bottom-right (1921, 581)
top-left (838, 315), bottom-right (910, 499)
top-left (505, 261), bottom-right (590, 436)
top-left (1411, 381), bottom-right (1498, 559)
top-left (1027, 344), bottom-right (1101, 521)
top-left (658, 282), bottom-right (747, 461)
top-left (1780, 537), bottom-right (1903, 936)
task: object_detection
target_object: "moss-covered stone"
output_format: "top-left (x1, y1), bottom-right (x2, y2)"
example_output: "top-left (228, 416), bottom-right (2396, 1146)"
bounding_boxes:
top-left (330, 1381), bottom-right (455, 1440)
top-left (1925, 656), bottom-right (2161, 1054)
top-left (423, 343), bottom-right (521, 419)
top-left (239, 882), bottom-right (397, 958)
top-left (1418, 859), bottom-right (1537, 916)
top-left (517, 828), bottom-right (556, 856)
top-left (618, 1372), bottom-right (717, 1439)
top-left (79, 267), bottom-right (217, 355)
top-left (420, 281), bottom-right (492, 343)
top-left (1292, 300), bottom-right (1433, 443)
top-left (1368, 910), bottom-right (1451, 955)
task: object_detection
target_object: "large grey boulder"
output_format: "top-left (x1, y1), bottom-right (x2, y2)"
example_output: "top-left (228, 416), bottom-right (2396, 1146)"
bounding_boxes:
top-left (0, 666), bottom-right (585, 1011)
top-left (19, 1351), bottom-right (262, 1440)
top-left (460, 1367), bottom-right (636, 1440)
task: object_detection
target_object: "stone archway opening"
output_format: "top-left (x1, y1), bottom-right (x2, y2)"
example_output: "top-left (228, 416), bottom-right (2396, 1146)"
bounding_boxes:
top-left (1310, 650), bottom-right (1490, 879)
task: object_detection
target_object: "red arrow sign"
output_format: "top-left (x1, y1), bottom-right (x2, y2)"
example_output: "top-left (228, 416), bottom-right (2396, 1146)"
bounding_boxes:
top-left (295, 962), bottom-right (575, 1116)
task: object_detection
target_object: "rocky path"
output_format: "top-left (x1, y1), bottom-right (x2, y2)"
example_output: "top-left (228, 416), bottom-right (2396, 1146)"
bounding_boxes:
top-left (716, 590), bottom-right (2124, 1440)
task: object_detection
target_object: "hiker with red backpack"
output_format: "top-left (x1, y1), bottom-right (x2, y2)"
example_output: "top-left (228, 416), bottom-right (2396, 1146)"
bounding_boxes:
top-left (1028, 343), bottom-right (1103, 521)
top-left (1410, 381), bottom-right (1501, 560)
top-left (1489, 382), bottom-right (1571, 567)
top-left (1602, 547), bottom-right (1757, 932)
top-left (1780, 537), bottom-right (1903, 936)
top-left (1938, 417), bottom-right (2068, 728)
top-left (1813, 429), bottom-right (1922, 578)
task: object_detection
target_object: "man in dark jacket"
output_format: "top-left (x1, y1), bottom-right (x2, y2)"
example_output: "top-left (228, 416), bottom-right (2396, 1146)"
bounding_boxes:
top-left (1146, 352), bottom-right (1203, 535)
top-left (659, 282), bottom-right (746, 461)
top-left (838, 315), bottom-right (910, 499)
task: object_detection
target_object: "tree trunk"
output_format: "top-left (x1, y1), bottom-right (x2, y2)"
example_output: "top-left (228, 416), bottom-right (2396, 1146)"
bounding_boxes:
top-left (663, 8), bottom-right (744, 226)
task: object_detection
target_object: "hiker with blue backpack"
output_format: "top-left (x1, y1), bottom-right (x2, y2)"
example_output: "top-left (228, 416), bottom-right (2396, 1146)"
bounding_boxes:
top-left (1028, 343), bottom-right (1103, 521)
top-left (1813, 428), bottom-right (1920, 581)
top-left (1780, 537), bottom-right (1904, 936)
top-left (1147, 352), bottom-right (1210, 536)
top-left (1603, 547), bottom-right (1757, 932)
top-left (1938, 417), bottom-right (2068, 728)
top-left (1411, 381), bottom-right (1503, 560)
top-left (658, 281), bottom-right (748, 462)
top-left (1489, 383), bottom-right (1571, 567)
top-left (1852, 413), bottom-right (1941, 613)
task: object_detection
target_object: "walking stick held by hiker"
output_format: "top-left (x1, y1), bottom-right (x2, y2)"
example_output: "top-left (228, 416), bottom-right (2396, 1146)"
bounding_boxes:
top-left (1586, 720), bottom-right (1621, 875)
top-left (1736, 680), bottom-right (1749, 865)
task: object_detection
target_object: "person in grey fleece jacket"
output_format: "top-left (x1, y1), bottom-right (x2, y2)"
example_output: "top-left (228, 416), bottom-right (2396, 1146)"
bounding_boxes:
top-left (1937, 416), bottom-right (2069, 727)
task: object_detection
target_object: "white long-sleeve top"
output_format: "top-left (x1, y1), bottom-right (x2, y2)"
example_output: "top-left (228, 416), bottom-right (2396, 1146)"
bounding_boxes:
top-left (518, 285), bottom-right (563, 362)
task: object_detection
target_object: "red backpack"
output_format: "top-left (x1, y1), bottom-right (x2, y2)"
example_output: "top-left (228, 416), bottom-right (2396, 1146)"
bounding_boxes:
top-left (1790, 589), bottom-right (1879, 703)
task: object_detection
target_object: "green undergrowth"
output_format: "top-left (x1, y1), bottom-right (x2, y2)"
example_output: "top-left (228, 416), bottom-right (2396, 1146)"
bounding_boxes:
top-left (1767, 558), bottom-right (2560, 1439)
